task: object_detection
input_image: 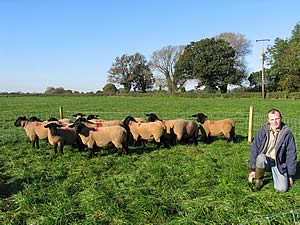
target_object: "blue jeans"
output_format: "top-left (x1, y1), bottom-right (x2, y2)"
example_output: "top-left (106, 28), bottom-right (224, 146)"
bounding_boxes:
top-left (256, 154), bottom-right (289, 192)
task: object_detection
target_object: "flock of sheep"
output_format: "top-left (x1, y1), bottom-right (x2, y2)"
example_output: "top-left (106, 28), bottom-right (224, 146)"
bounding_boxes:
top-left (14, 112), bottom-right (236, 158)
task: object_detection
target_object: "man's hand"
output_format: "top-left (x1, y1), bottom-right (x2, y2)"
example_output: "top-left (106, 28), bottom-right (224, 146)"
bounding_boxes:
top-left (248, 171), bottom-right (256, 183)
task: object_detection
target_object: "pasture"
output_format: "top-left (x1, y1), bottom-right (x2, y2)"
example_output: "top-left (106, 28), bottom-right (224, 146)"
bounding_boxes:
top-left (1, 95), bottom-right (300, 224)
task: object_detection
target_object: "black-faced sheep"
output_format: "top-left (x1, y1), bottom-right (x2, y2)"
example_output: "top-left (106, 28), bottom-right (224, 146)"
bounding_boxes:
top-left (123, 115), bottom-right (168, 149)
top-left (70, 120), bottom-right (128, 158)
top-left (14, 116), bottom-right (49, 149)
top-left (192, 112), bottom-right (236, 143)
top-left (44, 123), bottom-right (84, 154)
top-left (145, 113), bottom-right (199, 145)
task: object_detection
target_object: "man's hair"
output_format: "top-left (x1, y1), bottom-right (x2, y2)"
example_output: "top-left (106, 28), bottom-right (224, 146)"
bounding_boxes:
top-left (268, 108), bottom-right (282, 119)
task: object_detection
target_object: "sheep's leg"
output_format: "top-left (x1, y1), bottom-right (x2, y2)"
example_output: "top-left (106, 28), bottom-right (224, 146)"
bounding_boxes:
top-left (192, 135), bottom-right (198, 145)
top-left (156, 142), bottom-right (161, 149)
top-left (224, 132), bottom-right (232, 142)
top-left (87, 148), bottom-right (94, 158)
top-left (230, 128), bottom-right (237, 143)
top-left (31, 140), bottom-right (36, 149)
top-left (161, 134), bottom-right (170, 149)
top-left (58, 143), bottom-right (64, 154)
top-left (203, 135), bottom-right (212, 144)
top-left (54, 144), bottom-right (58, 154)
top-left (116, 148), bottom-right (123, 155)
top-left (31, 136), bottom-right (39, 149)
top-left (123, 145), bottom-right (129, 154)
top-left (169, 129), bottom-right (177, 146)
top-left (77, 139), bottom-right (85, 152)
top-left (36, 138), bottom-right (40, 149)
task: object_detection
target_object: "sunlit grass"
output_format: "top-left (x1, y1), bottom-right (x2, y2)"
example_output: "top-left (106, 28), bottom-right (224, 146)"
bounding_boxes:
top-left (1, 95), bottom-right (300, 224)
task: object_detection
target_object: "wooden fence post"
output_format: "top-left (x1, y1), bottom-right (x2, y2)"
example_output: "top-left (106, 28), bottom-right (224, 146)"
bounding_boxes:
top-left (248, 106), bottom-right (253, 144)
top-left (59, 106), bottom-right (64, 120)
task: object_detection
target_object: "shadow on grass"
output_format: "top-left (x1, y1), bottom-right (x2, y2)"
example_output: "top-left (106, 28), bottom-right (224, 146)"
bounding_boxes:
top-left (0, 175), bottom-right (67, 199)
top-left (198, 134), bottom-right (248, 144)
top-left (129, 146), bottom-right (161, 155)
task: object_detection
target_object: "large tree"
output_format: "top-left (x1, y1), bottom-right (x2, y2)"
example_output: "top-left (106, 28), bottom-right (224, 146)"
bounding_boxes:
top-left (266, 23), bottom-right (300, 92)
top-left (175, 38), bottom-right (239, 93)
top-left (108, 53), bottom-right (154, 92)
top-left (248, 68), bottom-right (278, 92)
top-left (215, 32), bottom-right (251, 80)
top-left (150, 45), bottom-right (187, 92)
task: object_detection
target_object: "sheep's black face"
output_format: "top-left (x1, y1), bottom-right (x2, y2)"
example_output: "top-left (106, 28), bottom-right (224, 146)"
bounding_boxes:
top-left (14, 119), bottom-right (21, 127)
top-left (87, 114), bottom-right (98, 120)
top-left (29, 116), bottom-right (43, 122)
top-left (124, 116), bottom-right (136, 123)
top-left (14, 116), bottom-right (26, 127)
top-left (72, 122), bottom-right (84, 133)
top-left (73, 113), bottom-right (85, 118)
top-left (48, 117), bottom-right (59, 122)
top-left (192, 113), bottom-right (207, 124)
top-left (145, 113), bottom-right (159, 122)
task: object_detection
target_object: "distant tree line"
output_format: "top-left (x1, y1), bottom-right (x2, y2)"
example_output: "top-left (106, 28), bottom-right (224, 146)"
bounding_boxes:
top-left (107, 22), bottom-right (300, 94)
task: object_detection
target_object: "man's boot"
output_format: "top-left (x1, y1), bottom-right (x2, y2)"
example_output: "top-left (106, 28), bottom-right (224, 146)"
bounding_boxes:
top-left (255, 167), bottom-right (265, 190)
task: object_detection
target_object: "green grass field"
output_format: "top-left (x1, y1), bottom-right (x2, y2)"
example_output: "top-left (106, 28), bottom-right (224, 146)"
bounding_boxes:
top-left (1, 95), bottom-right (300, 224)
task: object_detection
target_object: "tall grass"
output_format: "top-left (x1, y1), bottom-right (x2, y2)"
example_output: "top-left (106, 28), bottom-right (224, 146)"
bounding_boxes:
top-left (1, 96), bottom-right (300, 224)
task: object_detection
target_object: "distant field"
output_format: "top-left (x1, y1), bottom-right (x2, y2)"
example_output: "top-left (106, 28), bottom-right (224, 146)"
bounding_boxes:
top-left (1, 96), bottom-right (300, 224)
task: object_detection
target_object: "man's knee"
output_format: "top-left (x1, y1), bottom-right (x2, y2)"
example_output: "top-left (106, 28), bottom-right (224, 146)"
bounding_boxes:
top-left (275, 185), bottom-right (288, 192)
top-left (256, 154), bottom-right (266, 168)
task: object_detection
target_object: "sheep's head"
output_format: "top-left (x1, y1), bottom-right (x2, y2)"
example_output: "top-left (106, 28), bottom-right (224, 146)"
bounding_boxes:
top-left (123, 115), bottom-right (137, 127)
top-left (14, 116), bottom-right (27, 127)
top-left (87, 114), bottom-right (99, 120)
top-left (72, 113), bottom-right (85, 119)
top-left (44, 123), bottom-right (63, 129)
top-left (145, 113), bottom-right (160, 122)
top-left (44, 123), bottom-right (63, 136)
top-left (192, 113), bottom-right (208, 124)
top-left (48, 117), bottom-right (59, 122)
top-left (29, 116), bottom-right (43, 122)
top-left (69, 121), bottom-right (92, 136)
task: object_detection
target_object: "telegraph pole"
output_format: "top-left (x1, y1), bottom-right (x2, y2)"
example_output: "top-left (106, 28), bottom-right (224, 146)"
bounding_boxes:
top-left (256, 39), bottom-right (270, 99)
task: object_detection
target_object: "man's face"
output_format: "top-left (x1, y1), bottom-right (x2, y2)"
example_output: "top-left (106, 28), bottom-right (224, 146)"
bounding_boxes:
top-left (268, 111), bottom-right (281, 130)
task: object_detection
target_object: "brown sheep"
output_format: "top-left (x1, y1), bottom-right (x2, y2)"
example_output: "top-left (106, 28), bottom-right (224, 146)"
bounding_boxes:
top-left (70, 120), bottom-right (128, 158)
top-left (14, 116), bottom-right (49, 149)
top-left (44, 123), bottom-right (84, 154)
top-left (145, 113), bottom-right (199, 145)
top-left (192, 112), bottom-right (236, 143)
top-left (123, 115), bottom-right (168, 149)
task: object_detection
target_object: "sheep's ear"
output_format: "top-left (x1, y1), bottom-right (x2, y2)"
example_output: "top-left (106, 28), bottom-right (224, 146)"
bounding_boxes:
top-left (48, 117), bottom-right (59, 121)
top-left (191, 114), bottom-right (198, 117)
top-left (73, 113), bottom-right (85, 117)
top-left (44, 124), bottom-right (50, 128)
top-left (145, 112), bottom-right (156, 116)
top-left (87, 114), bottom-right (98, 120)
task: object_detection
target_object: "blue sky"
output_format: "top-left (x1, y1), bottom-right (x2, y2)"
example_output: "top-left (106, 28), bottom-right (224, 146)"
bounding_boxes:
top-left (0, 0), bottom-right (299, 93)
